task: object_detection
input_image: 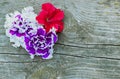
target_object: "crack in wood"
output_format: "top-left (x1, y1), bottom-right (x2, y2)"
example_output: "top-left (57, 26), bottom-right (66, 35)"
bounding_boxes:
top-left (0, 61), bottom-right (39, 63)
top-left (57, 43), bottom-right (120, 48)
top-left (0, 59), bottom-right (47, 63)
top-left (0, 43), bottom-right (120, 62)
top-left (0, 52), bottom-right (120, 63)
top-left (55, 53), bottom-right (120, 61)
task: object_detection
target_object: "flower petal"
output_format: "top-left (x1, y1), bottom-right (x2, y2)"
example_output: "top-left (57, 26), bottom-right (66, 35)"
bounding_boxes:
top-left (42, 52), bottom-right (50, 59)
top-left (46, 37), bottom-right (52, 45)
top-left (42, 3), bottom-right (56, 15)
top-left (29, 47), bottom-right (35, 54)
top-left (9, 30), bottom-right (17, 35)
top-left (47, 32), bottom-right (58, 43)
top-left (37, 28), bottom-right (46, 36)
top-left (37, 48), bottom-right (48, 55)
top-left (16, 32), bottom-right (25, 37)
top-left (50, 9), bottom-right (64, 22)
top-left (50, 21), bottom-right (64, 33)
top-left (24, 37), bottom-right (32, 49)
top-left (53, 34), bottom-right (58, 43)
top-left (57, 21), bottom-right (64, 33)
top-left (25, 38), bottom-right (35, 54)
top-left (36, 10), bottom-right (48, 24)
top-left (44, 24), bottom-right (52, 33)
top-left (24, 37), bottom-right (30, 43)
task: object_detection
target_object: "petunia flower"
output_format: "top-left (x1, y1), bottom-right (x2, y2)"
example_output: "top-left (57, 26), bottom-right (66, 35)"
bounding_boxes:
top-left (4, 6), bottom-right (37, 47)
top-left (36, 2), bottom-right (64, 33)
top-left (24, 28), bottom-right (58, 59)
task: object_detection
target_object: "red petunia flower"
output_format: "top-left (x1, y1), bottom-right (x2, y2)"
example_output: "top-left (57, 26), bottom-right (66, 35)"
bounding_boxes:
top-left (36, 2), bottom-right (64, 33)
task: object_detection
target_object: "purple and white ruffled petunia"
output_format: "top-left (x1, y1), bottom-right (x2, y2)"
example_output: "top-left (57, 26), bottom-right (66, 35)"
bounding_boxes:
top-left (4, 6), bottom-right (37, 48)
top-left (24, 28), bottom-right (58, 59)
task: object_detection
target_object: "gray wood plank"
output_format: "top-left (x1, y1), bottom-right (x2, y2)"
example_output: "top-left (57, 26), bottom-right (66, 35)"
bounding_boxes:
top-left (1, 55), bottom-right (120, 79)
top-left (59, 0), bottom-right (120, 45)
top-left (1, 0), bottom-right (120, 79)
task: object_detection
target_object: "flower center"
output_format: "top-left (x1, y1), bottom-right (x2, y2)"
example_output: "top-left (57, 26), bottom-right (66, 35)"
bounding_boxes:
top-left (46, 18), bottom-right (50, 22)
top-left (32, 36), bottom-right (46, 48)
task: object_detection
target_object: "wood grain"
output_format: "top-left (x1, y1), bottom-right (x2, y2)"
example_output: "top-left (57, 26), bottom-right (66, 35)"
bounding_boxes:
top-left (1, 0), bottom-right (120, 79)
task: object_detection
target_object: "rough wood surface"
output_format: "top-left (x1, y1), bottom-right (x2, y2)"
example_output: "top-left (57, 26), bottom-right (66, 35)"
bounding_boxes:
top-left (1, 0), bottom-right (120, 79)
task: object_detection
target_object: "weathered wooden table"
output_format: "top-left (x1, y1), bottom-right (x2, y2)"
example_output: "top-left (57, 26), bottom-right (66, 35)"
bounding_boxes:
top-left (1, 0), bottom-right (120, 79)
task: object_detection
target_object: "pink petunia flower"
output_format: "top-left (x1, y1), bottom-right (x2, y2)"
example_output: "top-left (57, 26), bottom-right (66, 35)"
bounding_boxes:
top-left (36, 2), bottom-right (64, 33)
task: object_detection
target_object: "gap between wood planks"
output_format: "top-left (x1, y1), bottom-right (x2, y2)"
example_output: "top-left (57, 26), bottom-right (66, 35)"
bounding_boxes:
top-left (57, 43), bottom-right (120, 48)
top-left (0, 43), bottom-right (120, 63)
top-left (0, 53), bottom-right (120, 63)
